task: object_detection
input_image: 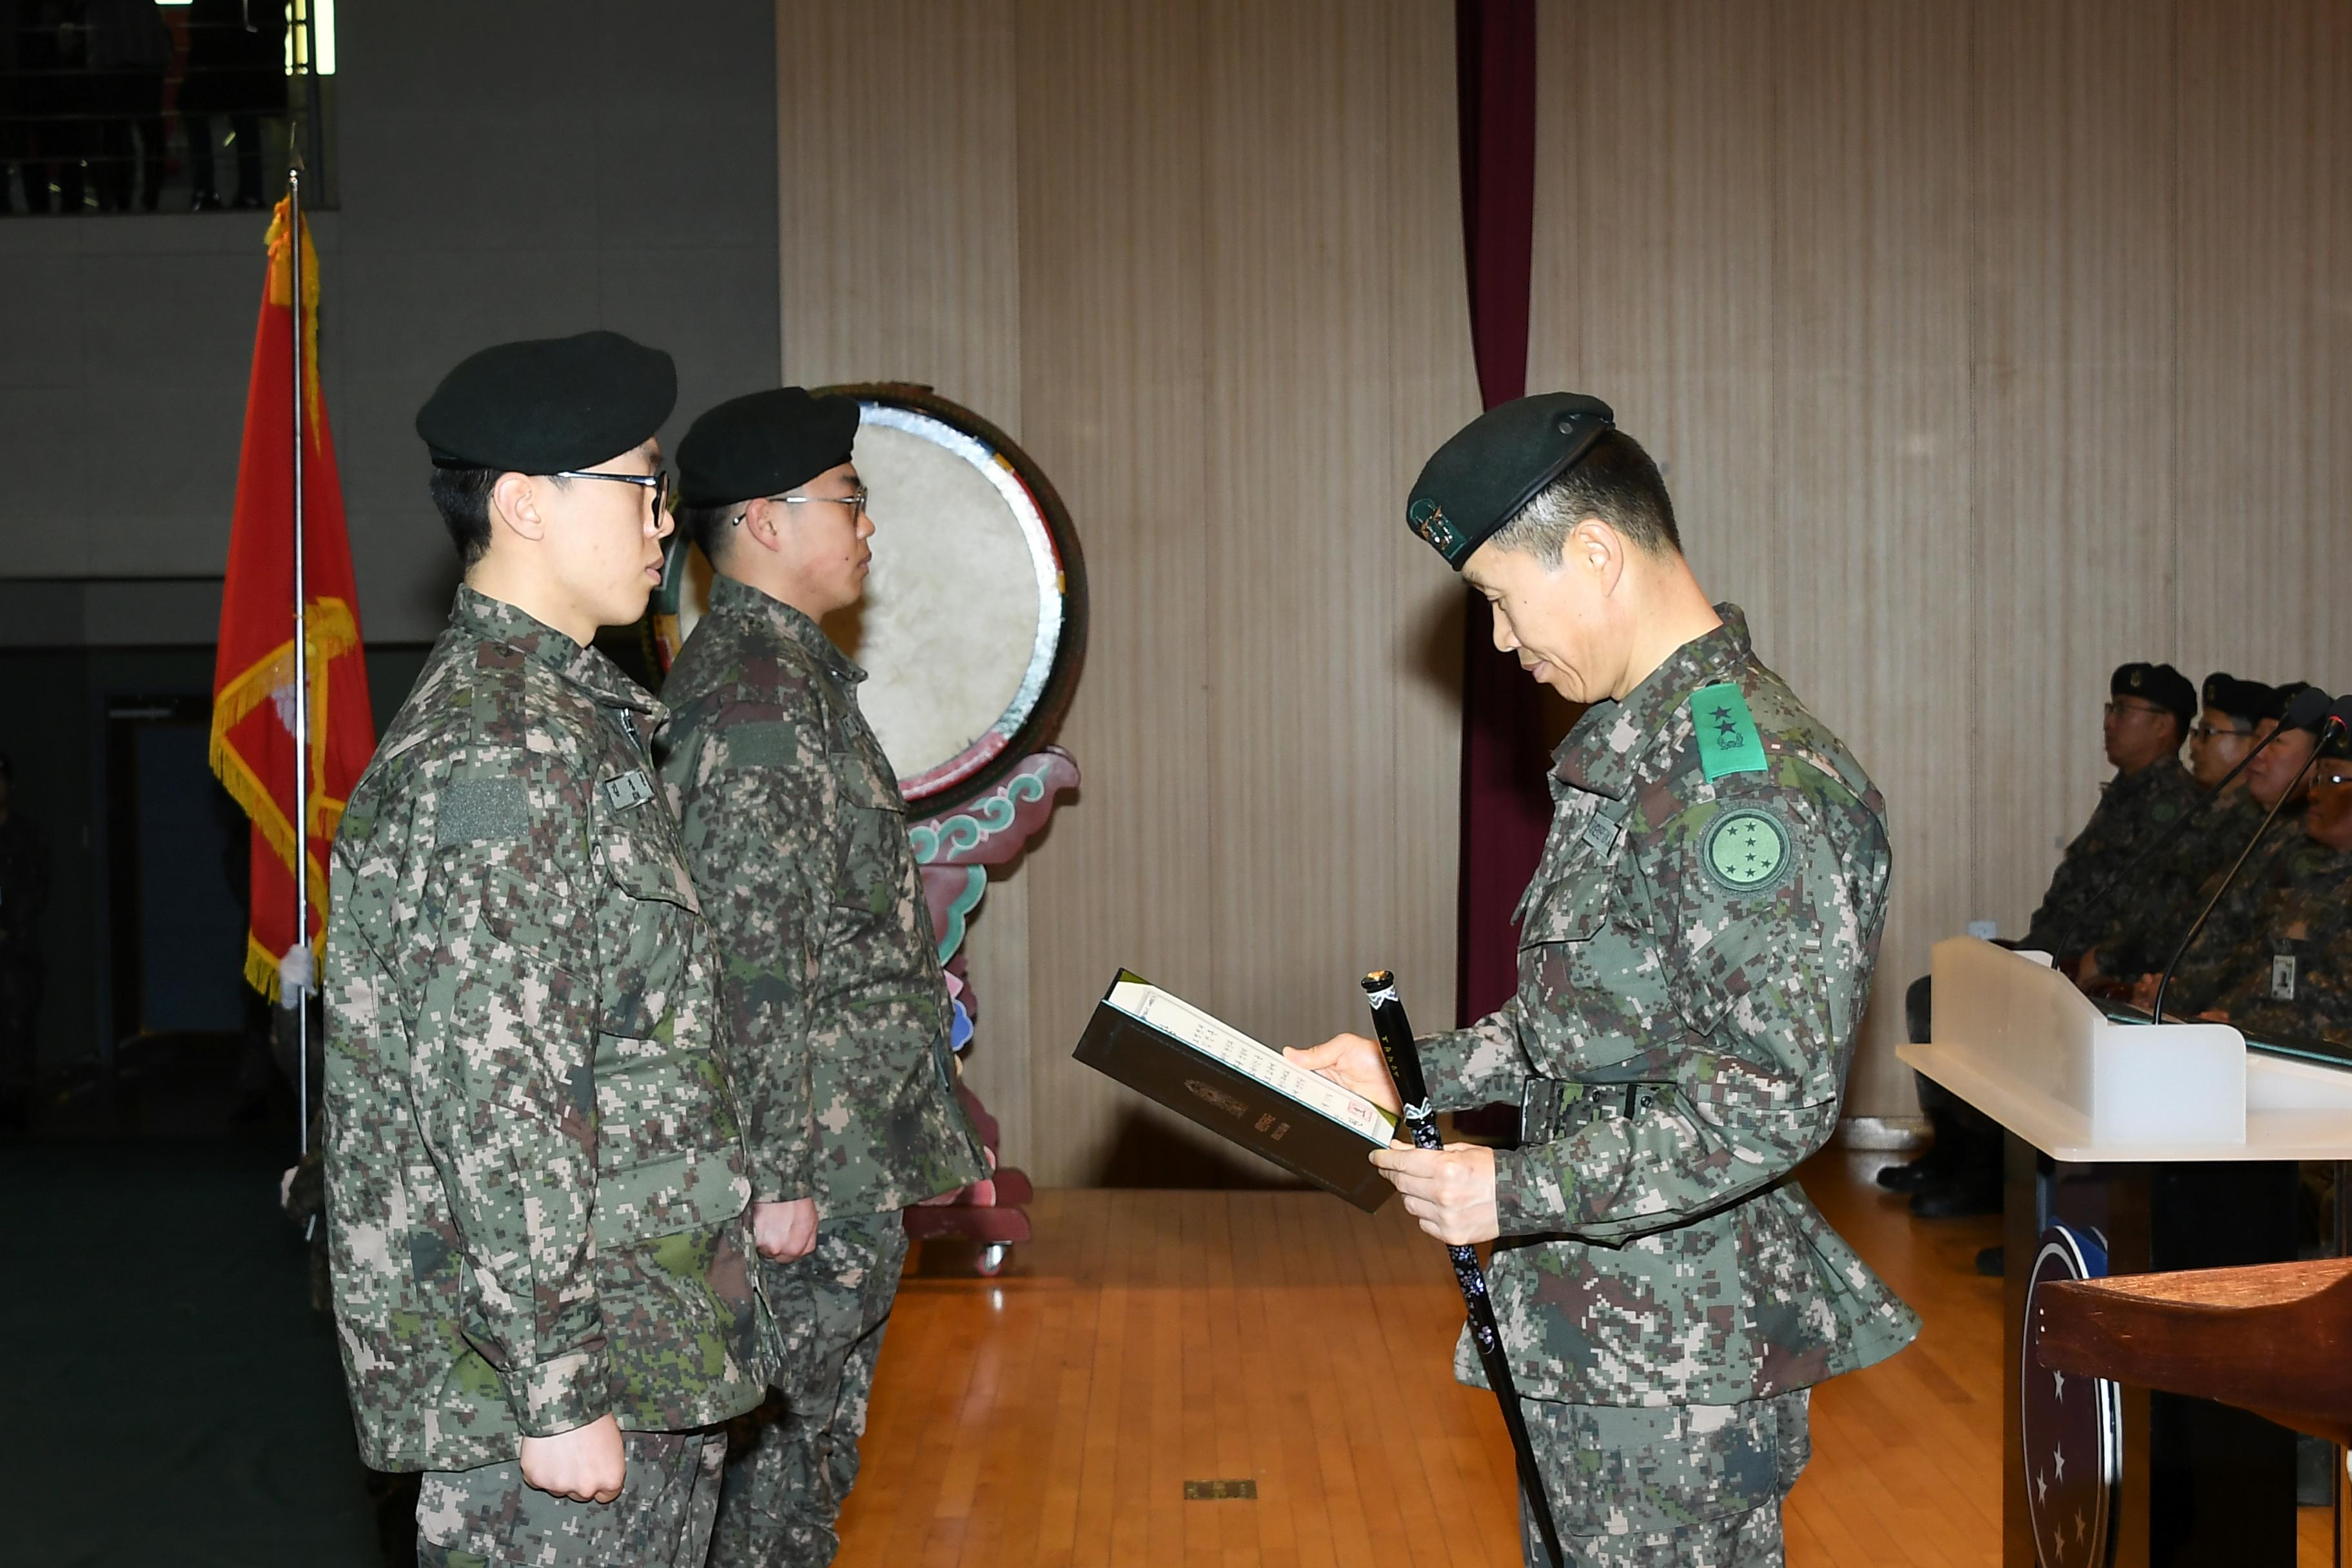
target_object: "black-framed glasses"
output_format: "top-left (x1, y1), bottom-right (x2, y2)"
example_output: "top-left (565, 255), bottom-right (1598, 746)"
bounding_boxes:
top-left (554, 467), bottom-right (672, 524)
top-left (2103, 699), bottom-right (2171, 720)
top-left (2190, 721), bottom-right (2255, 741)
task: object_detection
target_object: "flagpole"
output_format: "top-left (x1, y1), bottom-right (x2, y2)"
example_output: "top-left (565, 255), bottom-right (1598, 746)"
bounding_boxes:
top-left (288, 164), bottom-right (311, 1161)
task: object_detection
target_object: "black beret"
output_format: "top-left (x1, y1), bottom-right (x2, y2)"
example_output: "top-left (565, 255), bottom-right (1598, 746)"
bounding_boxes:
top-left (2112, 662), bottom-right (2195, 732)
top-left (2198, 672), bottom-right (2271, 727)
top-left (416, 331), bottom-right (676, 473)
top-left (1406, 393), bottom-right (1615, 569)
top-left (2275, 681), bottom-right (2328, 732)
top-left (676, 387), bottom-right (861, 509)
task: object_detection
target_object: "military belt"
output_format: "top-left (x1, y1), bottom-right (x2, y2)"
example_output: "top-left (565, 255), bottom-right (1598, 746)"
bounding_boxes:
top-left (1518, 1077), bottom-right (1674, 1145)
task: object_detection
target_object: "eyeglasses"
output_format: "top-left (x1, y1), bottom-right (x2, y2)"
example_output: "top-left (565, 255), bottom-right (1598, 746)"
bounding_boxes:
top-left (2190, 721), bottom-right (2255, 741)
top-left (777, 485), bottom-right (868, 518)
top-left (2317, 769), bottom-right (2352, 790)
top-left (554, 467), bottom-right (672, 524)
top-left (2104, 700), bottom-right (2172, 720)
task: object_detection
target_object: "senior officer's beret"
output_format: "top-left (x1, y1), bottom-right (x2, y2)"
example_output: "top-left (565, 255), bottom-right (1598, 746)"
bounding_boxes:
top-left (416, 331), bottom-right (676, 473)
top-left (677, 387), bottom-right (860, 509)
top-left (2112, 662), bottom-right (2195, 732)
top-left (1406, 392), bottom-right (1615, 569)
top-left (2200, 673), bottom-right (2271, 727)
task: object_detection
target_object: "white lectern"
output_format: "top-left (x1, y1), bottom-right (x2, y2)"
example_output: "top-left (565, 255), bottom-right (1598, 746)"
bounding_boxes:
top-left (1901, 937), bottom-right (2352, 1568)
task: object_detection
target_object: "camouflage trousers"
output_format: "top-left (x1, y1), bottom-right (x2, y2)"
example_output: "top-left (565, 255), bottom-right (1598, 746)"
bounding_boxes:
top-left (709, 1210), bottom-right (911, 1567)
top-left (1518, 1390), bottom-right (1810, 1567)
top-left (413, 1427), bottom-right (725, 1567)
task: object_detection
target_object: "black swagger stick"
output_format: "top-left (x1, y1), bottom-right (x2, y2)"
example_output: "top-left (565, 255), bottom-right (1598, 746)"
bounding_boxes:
top-left (1361, 970), bottom-right (1565, 1568)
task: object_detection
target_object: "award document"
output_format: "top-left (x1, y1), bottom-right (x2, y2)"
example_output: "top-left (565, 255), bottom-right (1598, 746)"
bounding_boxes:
top-left (1072, 970), bottom-right (1398, 1211)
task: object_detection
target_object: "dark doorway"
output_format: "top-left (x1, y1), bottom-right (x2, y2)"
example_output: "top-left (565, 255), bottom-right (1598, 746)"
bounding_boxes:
top-left (105, 694), bottom-right (249, 1047)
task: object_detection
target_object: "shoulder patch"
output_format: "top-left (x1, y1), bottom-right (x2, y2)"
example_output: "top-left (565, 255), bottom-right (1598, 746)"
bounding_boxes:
top-left (724, 720), bottom-right (806, 771)
top-left (1700, 805), bottom-right (1794, 894)
top-left (435, 777), bottom-right (529, 846)
top-left (1690, 683), bottom-right (1769, 781)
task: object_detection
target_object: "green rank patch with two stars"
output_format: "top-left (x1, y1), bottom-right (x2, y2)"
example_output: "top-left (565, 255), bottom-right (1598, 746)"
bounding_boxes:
top-left (1701, 807), bottom-right (1793, 894)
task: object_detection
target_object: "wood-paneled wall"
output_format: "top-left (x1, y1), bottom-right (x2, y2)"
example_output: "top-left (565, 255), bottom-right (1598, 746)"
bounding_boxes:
top-left (778, 0), bottom-right (1479, 1184)
top-left (1529, 0), bottom-right (2352, 1118)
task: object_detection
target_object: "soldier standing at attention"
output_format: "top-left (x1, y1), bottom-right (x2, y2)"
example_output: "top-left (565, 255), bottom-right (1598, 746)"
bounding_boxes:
top-left (1289, 395), bottom-right (1916, 1567)
top-left (656, 388), bottom-right (987, 1567)
top-left (324, 333), bottom-right (769, 1566)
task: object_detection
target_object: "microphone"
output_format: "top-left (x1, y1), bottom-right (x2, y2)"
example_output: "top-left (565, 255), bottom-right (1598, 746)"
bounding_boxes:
top-left (2073, 683), bottom-right (2336, 923)
top-left (2148, 697), bottom-right (2351, 1023)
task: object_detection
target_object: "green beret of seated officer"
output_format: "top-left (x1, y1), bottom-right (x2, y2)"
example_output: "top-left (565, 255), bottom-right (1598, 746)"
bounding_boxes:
top-left (676, 386), bottom-right (861, 511)
top-left (2201, 673), bottom-right (2273, 730)
top-left (2112, 662), bottom-right (2197, 739)
top-left (416, 329), bottom-right (678, 475)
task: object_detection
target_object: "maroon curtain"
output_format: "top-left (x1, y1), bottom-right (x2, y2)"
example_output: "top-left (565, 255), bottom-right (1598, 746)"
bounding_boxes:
top-left (1453, 0), bottom-right (1550, 1026)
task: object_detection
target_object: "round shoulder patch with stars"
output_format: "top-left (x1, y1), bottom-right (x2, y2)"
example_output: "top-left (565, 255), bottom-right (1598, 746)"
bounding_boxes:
top-left (1700, 807), bottom-right (1793, 894)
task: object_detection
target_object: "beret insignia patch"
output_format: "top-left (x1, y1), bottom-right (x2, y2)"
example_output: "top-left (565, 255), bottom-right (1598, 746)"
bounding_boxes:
top-left (1408, 498), bottom-right (1462, 556)
top-left (1701, 807), bottom-right (1793, 894)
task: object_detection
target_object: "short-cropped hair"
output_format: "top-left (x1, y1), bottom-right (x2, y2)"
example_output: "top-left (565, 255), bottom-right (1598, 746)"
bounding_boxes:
top-left (676, 501), bottom-right (741, 567)
top-left (428, 466), bottom-right (501, 567)
top-left (1487, 429), bottom-right (1680, 565)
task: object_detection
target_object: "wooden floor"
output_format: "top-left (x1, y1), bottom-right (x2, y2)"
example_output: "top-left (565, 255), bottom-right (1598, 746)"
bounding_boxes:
top-left (837, 1152), bottom-right (2332, 1566)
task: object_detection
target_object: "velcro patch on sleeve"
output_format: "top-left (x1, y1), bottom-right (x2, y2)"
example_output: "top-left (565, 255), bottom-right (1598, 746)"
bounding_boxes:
top-left (724, 720), bottom-right (804, 770)
top-left (1690, 682), bottom-right (1769, 781)
top-left (435, 777), bottom-right (529, 846)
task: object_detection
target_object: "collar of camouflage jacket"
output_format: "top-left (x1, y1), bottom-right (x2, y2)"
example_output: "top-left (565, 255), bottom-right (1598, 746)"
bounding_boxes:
top-left (1552, 602), bottom-right (1750, 800)
top-left (449, 583), bottom-right (662, 717)
top-left (706, 572), bottom-right (867, 689)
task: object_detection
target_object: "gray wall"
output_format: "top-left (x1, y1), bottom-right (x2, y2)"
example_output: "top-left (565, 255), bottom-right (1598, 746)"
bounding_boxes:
top-left (0, 0), bottom-right (780, 642)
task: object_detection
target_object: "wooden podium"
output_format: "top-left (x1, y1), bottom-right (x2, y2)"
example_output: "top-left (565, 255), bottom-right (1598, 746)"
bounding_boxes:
top-left (1899, 937), bottom-right (2352, 1567)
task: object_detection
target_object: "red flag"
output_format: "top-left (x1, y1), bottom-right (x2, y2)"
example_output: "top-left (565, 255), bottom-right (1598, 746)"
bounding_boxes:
top-left (210, 194), bottom-right (376, 999)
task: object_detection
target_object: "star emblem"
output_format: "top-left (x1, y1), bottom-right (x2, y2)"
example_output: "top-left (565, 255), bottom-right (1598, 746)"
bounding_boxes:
top-left (2053, 1447), bottom-right (2066, 1484)
top-left (2075, 1510), bottom-right (2087, 1545)
top-left (2052, 1369), bottom-right (2065, 1400)
top-left (2036, 1469), bottom-right (2047, 1504)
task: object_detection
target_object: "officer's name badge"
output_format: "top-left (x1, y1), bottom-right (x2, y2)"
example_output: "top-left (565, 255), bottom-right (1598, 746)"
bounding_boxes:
top-left (602, 769), bottom-right (658, 811)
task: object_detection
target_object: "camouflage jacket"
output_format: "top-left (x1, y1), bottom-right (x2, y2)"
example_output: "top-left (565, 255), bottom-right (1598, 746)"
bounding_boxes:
top-left (2086, 784), bottom-right (2265, 979)
top-left (654, 575), bottom-right (985, 1216)
top-left (2022, 757), bottom-right (2200, 962)
top-left (2215, 841), bottom-right (2352, 1046)
top-left (2165, 820), bottom-right (2348, 1019)
top-left (324, 587), bottom-right (766, 1473)
top-left (1418, 606), bottom-right (1917, 1408)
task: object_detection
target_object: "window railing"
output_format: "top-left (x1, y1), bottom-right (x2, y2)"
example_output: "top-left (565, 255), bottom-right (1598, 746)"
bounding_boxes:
top-left (1, 0), bottom-right (332, 215)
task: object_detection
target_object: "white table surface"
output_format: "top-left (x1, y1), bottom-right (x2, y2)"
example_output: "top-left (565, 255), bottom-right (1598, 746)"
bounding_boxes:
top-left (1899, 1040), bottom-right (2352, 1163)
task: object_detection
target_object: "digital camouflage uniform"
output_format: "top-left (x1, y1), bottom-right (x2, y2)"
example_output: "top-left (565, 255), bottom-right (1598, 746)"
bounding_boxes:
top-left (1415, 607), bottom-right (1917, 1567)
top-left (2083, 784), bottom-right (2266, 980)
top-left (324, 586), bottom-right (768, 1566)
top-left (2021, 757), bottom-right (2200, 964)
top-left (656, 574), bottom-right (986, 1568)
top-left (2171, 834), bottom-right (2352, 1037)
top-left (2153, 809), bottom-right (2320, 1014)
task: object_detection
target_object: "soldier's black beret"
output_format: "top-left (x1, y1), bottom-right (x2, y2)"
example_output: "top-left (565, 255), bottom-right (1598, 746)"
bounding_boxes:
top-left (2275, 681), bottom-right (2328, 732)
top-left (1406, 393), bottom-right (1616, 569)
top-left (416, 331), bottom-right (676, 473)
top-left (676, 387), bottom-right (861, 509)
top-left (2112, 662), bottom-right (2195, 733)
top-left (2199, 672), bottom-right (2271, 727)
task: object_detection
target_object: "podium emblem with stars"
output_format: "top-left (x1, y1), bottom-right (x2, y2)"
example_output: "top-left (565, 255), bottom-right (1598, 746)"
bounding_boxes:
top-left (2023, 1224), bottom-right (2120, 1568)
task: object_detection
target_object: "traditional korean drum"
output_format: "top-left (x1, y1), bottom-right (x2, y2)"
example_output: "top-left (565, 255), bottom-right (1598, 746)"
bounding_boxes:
top-left (649, 385), bottom-right (1086, 814)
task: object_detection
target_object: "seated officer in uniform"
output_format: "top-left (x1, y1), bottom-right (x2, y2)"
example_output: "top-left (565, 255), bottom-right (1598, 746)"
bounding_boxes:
top-left (2076, 672), bottom-right (2275, 990)
top-left (1880, 662), bottom-right (2198, 1216)
top-left (2115, 682), bottom-right (2331, 1010)
top-left (2197, 734), bottom-right (2352, 1044)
